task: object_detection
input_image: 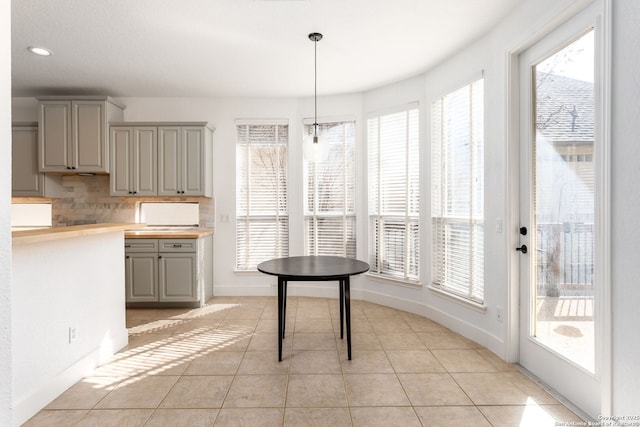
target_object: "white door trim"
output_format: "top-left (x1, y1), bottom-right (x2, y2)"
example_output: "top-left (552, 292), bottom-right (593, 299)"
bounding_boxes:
top-left (504, 0), bottom-right (612, 417)
top-left (592, 0), bottom-right (612, 416)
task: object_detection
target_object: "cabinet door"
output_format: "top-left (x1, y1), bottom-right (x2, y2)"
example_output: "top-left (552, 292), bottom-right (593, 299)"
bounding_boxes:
top-left (110, 127), bottom-right (134, 196)
top-left (157, 127), bottom-right (181, 196)
top-left (158, 253), bottom-right (197, 302)
top-left (133, 127), bottom-right (157, 196)
top-left (73, 101), bottom-right (107, 172)
top-left (111, 127), bottom-right (158, 196)
top-left (12, 125), bottom-right (44, 196)
top-left (39, 101), bottom-right (71, 172)
top-left (125, 253), bottom-right (158, 302)
top-left (182, 127), bottom-right (205, 196)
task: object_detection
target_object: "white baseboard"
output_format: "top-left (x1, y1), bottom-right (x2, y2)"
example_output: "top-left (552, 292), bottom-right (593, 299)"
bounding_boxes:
top-left (213, 284), bottom-right (503, 357)
top-left (362, 288), bottom-right (504, 356)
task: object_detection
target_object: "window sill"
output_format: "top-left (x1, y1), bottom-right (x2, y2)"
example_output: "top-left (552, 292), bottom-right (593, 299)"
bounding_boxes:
top-left (427, 285), bottom-right (487, 313)
top-left (234, 270), bottom-right (262, 276)
top-left (365, 272), bottom-right (422, 289)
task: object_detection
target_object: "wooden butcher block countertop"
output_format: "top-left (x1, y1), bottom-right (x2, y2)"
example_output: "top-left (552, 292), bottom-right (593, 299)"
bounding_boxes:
top-left (12, 223), bottom-right (143, 245)
top-left (124, 226), bottom-right (214, 239)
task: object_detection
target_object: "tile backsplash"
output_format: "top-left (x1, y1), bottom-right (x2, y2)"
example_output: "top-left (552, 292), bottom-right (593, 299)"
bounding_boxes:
top-left (51, 175), bottom-right (215, 228)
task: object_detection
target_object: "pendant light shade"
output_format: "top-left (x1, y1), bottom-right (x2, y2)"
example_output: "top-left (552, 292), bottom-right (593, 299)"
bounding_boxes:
top-left (303, 32), bottom-right (329, 162)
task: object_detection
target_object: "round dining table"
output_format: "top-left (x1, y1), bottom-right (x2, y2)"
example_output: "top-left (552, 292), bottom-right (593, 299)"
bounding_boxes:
top-left (257, 255), bottom-right (370, 361)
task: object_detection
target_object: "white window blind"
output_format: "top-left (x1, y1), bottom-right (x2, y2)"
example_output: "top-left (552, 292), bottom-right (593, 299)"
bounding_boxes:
top-left (236, 121), bottom-right (288, 270)
top-left (431, 79), bottom-right (484, 302)
top-left (368, 106), bottom-right (420, 282)
top-left (304, 121), bottom-right (356, 257)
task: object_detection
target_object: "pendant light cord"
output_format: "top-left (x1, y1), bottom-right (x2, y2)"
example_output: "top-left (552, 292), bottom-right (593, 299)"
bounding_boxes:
top-left (314, 35), bottom-right (318, 138)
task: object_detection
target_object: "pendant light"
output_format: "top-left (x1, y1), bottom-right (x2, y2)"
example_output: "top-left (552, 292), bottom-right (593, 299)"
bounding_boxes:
top-left (310, 32), bottom-right (322, 143)
top-left (303, 32), bottom-right (329, 162)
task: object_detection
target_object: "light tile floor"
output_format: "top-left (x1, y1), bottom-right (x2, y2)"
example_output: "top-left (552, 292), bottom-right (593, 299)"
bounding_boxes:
top-left (25, 296), bottom-right (586, 426)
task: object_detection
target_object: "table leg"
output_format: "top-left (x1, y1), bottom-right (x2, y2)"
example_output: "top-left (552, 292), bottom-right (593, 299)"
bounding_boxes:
top-left (339, 279), bottom-right (344, 339)
top-left (282, 279), bottom-right (288, 338)
top-left (345, 276), bottom-right (352, 360)
top-left (278, 277), bottom-right (284, 361)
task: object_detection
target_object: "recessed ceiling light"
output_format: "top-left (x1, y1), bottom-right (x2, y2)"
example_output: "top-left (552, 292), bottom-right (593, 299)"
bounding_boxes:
top-left (27, 46), bottom-right (53, 56)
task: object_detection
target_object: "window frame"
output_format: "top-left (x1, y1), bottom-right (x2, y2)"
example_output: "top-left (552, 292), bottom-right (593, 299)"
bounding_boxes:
top-left (303, 120), bottom-right (357, 258)
top-left (235, 119), bottom-right (289, 271)
top-left (367, 103), bottom-right (420, 284)
top-left (430, 78), bottom-right (485, 304)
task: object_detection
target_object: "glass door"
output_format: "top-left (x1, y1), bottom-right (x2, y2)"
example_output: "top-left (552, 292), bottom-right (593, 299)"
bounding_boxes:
top-left (518, 3), bottom-right (604, 418)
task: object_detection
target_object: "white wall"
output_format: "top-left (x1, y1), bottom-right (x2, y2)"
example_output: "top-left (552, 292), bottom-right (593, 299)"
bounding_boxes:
top-left (1, 0), bottom-right (13, 424)
top-left (611, 0), bottom-right (640, 415)
top-left (12, 232), bottom-right (128, 426)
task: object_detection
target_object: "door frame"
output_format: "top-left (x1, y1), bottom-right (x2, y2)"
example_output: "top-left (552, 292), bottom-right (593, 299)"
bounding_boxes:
top-left (505, 0), bottom-right (612, 417)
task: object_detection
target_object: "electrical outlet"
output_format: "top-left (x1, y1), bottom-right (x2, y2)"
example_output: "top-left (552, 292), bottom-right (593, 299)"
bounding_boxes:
top-left (496, 306), bottom-right (503, 322)
top-left (69, 327), bottom-right (77, 343)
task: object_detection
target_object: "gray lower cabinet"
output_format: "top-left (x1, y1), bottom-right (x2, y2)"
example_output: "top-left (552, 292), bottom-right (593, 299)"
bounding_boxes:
top-left (159, 253), bottom-right (197, 302)
top-left (125, 236), bottom-right (212, 306)
top-left (126, 252), bottom-right (158, 302)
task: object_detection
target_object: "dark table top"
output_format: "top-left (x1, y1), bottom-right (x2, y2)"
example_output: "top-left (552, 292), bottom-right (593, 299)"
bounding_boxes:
top-left (257, 256), bottom-right (369, 280)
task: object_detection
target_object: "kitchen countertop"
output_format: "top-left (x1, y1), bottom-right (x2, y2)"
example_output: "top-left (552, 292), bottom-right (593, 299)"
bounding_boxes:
top-left (12, 223), bottom-right (144, 245)
top-left (125, 227), bottom-right (214, 239)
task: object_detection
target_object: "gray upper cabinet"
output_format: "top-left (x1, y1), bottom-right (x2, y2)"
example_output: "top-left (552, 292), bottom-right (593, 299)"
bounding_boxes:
top-left (158, 126), bottom-right (212, 197)
top-left (157, 127), bottom-right (181, 195)
top-left (12, 123), bottom-right (63, 197)
top-left (110, 122), bottom-right (213, 197)
top-left (110, 127), bottom-right (157, 196)
top-left (38, 97), bottom-right (125, 173)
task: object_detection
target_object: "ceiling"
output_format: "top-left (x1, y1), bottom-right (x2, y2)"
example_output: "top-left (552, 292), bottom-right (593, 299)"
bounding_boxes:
top-left (11, 0), bottom-right (523, 98)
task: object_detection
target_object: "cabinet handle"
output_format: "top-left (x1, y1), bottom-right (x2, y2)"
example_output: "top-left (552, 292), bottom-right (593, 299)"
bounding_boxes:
top-left (71, 166), bottom-right (76, 170)
top-left (125, 244), bottom-right (131, 248)
top-left (173, 244), bottom-right (182, 248)
top-left (125, 255), bottom-right (130, 259)
top-left (158, 255), bottom-right (162, 259)
top-left (66, 166), bottom-right (72, 170)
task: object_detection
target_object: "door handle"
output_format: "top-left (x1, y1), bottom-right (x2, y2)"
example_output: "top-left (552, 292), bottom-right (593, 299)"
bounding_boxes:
top-left (516, 244), bottom-right (528, 254)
